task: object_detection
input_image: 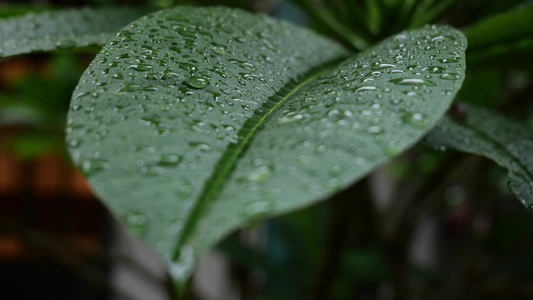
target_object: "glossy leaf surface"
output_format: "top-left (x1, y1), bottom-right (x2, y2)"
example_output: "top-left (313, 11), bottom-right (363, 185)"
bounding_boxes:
top-left (425, 103), bottom-right (533, 211)
top-left (0, 7), bottom-right (150, 57)
top-left (66, 6), bottom-right (466, 282)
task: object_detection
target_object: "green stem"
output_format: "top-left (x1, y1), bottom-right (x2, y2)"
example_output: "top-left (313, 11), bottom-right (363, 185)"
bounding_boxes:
top-left (382, 153), bottom-right (460, 240)
top-left (309, 178), bottom-right (374, 300)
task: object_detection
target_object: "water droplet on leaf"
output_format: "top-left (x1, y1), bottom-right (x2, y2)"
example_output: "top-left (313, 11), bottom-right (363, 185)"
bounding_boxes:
top-left (185, 76), bottom-right (209, 89)
top-left (124, 211), bottom-right (149, 236)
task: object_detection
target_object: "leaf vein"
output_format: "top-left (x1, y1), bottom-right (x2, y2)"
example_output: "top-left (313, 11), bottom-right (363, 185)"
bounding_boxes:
top-left (172, 56), bottom-right (348, 257)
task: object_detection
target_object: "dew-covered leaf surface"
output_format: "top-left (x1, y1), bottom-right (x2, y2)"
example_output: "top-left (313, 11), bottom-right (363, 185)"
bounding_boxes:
top-left (425, 103), bottom-right (533, 212)
top-left (0, 7), bottom-right (151, 57)
top-left (66, 6), bottom-right (466, 283)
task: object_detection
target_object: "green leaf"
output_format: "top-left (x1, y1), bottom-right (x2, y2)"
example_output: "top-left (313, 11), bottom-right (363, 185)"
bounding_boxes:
top-left (66, 6), bottom-right (466, 283)
top-left (0, 7), bottom-right (151, 58)
top-left (409, 0), bottom-right (459, 29)
top-left (424, 103), bottom-right (533, 212)
top-left (466, 4), bottom-right (533, 51)
top-left (465, 4), bottom-right (533, 68)
top-left (0, 4), bottom-right (52, 18)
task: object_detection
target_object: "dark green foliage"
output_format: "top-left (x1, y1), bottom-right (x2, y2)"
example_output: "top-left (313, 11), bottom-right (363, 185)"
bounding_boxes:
top-left (0, 7), bottom-right (151, 57)
top-left (66, 7), bottom-right (466, 282)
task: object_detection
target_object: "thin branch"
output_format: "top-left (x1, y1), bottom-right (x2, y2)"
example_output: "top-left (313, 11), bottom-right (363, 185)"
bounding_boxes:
top-left (309, 178), bottom-right (374, 300)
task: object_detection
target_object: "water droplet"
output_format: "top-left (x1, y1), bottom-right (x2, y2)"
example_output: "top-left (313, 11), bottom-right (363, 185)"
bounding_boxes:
top-left (277, 113), bottom-right (304, 125)
top-left (389, 78), bottom-right (436, 86)
top-left (243, 201), bottom-right (273, 217)
top-left (375, 63), bottom-right (397, 69)
top-left (162, 69), bottom-right (179, 80)
top-left (354, 86), bottom-right (378, 92)
top-left (119, 83), bottom-right (158, 92)
top-left (175, 25), bottom-right (198, 38)
top-left (384, 142), bottom-right (403, 156)
top-left (440, 73), bottom-right (459, 80)
top-left (80, 159), bottom-right (109, 176)
top-left (158, 154), bottom-right (182, 166)
top-left (405, 112), bottom-right (427, 128)
top-left (438, 57), bottom-right (459, 63)
top-left (389, 69), bottom-right (405, 74)
top-left (185, 76), bottom-right (209, 89)
top-left (146, 72), bottom-right (159, 80)
top-left (212, 45), bottom-right (226, 55)
top-left (367, 126), bottom-right (384, 134)
top-left (247, 166), bottom-right (273, 183)
top-left (128, 63), bottom-right (153, 71)
top-left (179, 63), bottom-right (198, 73)
top-left (404, 91), bottom-right (420, 97)
top-left (427, 66), bottom-right (445, 74)
top-left (124, 211), bottom-right (149, 236)
top-left (190, 142), bottom-right (212, 153)
top-left (241, 62), bottom-right (256, 71)
top-left (431, 35), bottom-right (455, 43)
top-left (69, 139), bottom-right (82, 148)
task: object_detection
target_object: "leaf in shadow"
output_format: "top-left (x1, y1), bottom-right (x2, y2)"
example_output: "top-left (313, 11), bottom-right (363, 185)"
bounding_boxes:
top-left (425, 103), bottom-right (533, 211)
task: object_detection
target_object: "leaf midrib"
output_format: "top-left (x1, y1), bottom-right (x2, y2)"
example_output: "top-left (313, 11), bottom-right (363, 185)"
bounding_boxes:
top-left (172, 56), bottom-right (349, 258)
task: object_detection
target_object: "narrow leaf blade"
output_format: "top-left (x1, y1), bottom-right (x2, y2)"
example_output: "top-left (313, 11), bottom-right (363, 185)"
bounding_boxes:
top-left (425, 103), bottom-right (533, 211)
top-left (66, 6), bottom-right (466, 283)
top-left (0, 7), bottom-right (151, 57)
top-left (465, 4), bottom-right (533, 68)
top-left (465, 4), bottom-right (533, 51)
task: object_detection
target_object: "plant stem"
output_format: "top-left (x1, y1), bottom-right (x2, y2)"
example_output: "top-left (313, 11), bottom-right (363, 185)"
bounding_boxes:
top-left (382, 153), bottom-right (460, 241)
top-left (380, 152), bottom-right (463, 299)
top-left (309, 178), bottom-right (374, 300)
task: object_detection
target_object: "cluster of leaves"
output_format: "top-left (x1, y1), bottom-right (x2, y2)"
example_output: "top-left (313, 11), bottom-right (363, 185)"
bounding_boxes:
top-left (1, 0), bottom-right (533, 298)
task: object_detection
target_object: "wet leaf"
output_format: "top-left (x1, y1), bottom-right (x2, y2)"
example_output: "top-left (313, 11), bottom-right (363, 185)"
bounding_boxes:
top-left (425, 103), bottom-right (533, 212)
top-left (0, 7), bottom-right (151, 57)
top-left (66, 6), bottom-right (466, 283)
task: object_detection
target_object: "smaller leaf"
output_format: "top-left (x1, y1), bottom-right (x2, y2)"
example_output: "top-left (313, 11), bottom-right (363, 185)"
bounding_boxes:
top-left (409, 0), bottom-right (459, 29)
top-left (0, 7), bottom-right (152, 58)
top-left (465, 4), bottom-right (533, 68)
top-left (466, 37), bottom-right (533, 70)
top-left (424, 103), bottom-right (533, 212)
top-left (465, 4), bottom-right (533, 51)
top-left (0, 4), bottom-right (51, 18)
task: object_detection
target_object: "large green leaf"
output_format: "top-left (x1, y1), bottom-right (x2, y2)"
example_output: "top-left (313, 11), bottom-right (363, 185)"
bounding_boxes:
top-left (465, 4), bottom-right (533, 68)
top-left (0, 7), bottom-right (151, 58)
top-left (66, 6), bottom-right (466, 283)
top-left (425, 103), bottom-right (533, 211)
